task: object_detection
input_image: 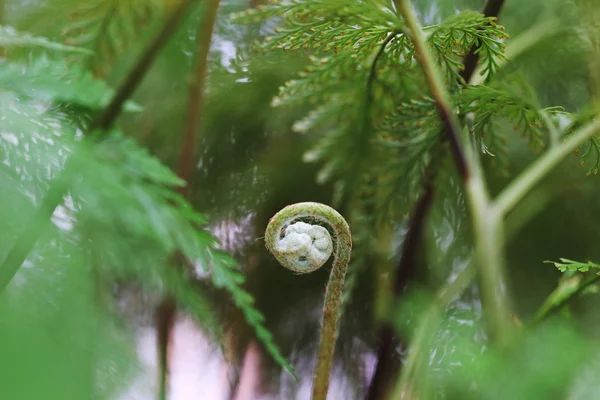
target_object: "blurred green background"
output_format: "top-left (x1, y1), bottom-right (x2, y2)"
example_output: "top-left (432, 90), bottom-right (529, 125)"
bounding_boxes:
top-left (2, 0), bottom-right (600, 399)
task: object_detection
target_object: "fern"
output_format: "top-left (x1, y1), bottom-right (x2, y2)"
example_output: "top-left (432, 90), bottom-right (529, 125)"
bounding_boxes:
top-left (0, 25), bottom-right (92, 54)
top-left (63, 0), bottom-right (164, 75)
top-left (233, 4), bottom-right (509, 193)
top-left (457, 80), bottom-right (561, 173)
top-left (425, 11), bottom-right (508, 84)
top-left (72, 132), bottom-right (294, 374)
top-left (232, 5), bottom-right (511, 313)
top-left (562, 105), bottom-right (600, 175)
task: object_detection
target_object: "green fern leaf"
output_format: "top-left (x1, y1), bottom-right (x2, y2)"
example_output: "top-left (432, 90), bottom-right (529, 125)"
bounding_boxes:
top-left (562, 105), bottom-right (600, 175)
top-left (71, 132), bottom-right (294, 375)
top-left (425, 11), bottom-right (509, 84)
top-left (545, 258), bottom-right (600, 274)
top-left (457, 80), bottom-right (557, 173)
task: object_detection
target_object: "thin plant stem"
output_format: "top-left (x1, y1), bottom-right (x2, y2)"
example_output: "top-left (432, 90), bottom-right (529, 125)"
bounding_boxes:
top-left (157, 1), bottom-right (221, 399)
top-left (0, 0), bottom-right (197, 293)
top-left (494, 118), bottom-right (600, 217)
top-left (265, 202), bottom-right (352, 400)
top-left (532, 273), bottom-right (600, 326)
top-left (464, 149), bottom-right (514, 345)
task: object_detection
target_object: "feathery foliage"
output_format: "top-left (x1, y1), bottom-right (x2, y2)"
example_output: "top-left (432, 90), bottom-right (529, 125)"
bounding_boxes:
top-left (425, 10), bottom-right (508, 84)
top-left (457, 79), bottom-right (561, 173)
top-left (233, 2), bottom-right (510, 201)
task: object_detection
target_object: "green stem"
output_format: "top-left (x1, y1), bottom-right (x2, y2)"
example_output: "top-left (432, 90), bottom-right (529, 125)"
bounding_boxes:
top-left (396, 0), bottom-right (514, 346)
top-left (532, 273), bottom-right (600, 326)
top-left (265, 202), bottom-right (352, 400)
top-left (494, 118), bottom-right (600, 217)
top-left (466, 154), bottom-right (514, 345)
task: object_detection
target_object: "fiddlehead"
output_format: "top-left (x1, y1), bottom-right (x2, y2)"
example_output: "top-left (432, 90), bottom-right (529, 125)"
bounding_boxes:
top-left (265, 202), bottom-right (352, 400)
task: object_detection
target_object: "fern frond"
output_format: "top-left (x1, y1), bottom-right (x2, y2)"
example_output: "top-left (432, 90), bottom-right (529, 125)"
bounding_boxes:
top-left (0, 94), bottom-right (76, 203)
top-left (72, 132), bottom-right (294, 375)
top-left (562, 105), bottom-right (600, 175)
top-left (63, 0), bottom-right (163, 75)
top-left (0, 25), bottom-right (92, 54)
top-left (457, 81), bottom-right (557, 173)
top-left (544, 258), bottom-right (600, 274)
top-left (231, 0), bottom-right (400, 33)
top-left (233, 5), bottom-right (510, 191)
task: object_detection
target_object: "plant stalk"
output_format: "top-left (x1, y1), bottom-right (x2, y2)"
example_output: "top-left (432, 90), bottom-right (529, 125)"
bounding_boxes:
top-left (157, 0), bottom-right (220, 399)
top-left (494, 118), bottom-right (600, 217)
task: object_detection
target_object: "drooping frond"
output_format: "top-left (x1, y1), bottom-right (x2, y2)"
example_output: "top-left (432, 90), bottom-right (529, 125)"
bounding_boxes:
top-left (425, 11), bottom-right (508, 84)
top-left (456, 80), bottom-right (559, 173)
top-left (562, 104), bottom-right (600, 175)
top-left (72, 133), bottom-right (293, 374)
top-left (63, 0), bottom-right (164, 75)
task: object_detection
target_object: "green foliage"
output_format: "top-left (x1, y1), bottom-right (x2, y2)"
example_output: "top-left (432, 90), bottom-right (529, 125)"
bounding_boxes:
top-left (233, 2), bottom-right (511, 200)
top-left (63, 0), bottom-right (164, 75)
top-left (71, 133), bottom-right (293, 373)
top-left (4, 0), bottom-right (600, 398)
top-left (425, 10), bottom-right (509, 84)
top-left (563, 105), bottom-right (600, 175)
top-left (457, 80), bottom-right (559, 173)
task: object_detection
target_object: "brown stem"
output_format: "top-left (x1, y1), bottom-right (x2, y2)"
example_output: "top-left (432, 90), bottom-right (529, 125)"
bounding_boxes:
top-left (365, 157), bottom-right (437, 400)
top-left (176, 0), bottom-right (220, 196)
top-left (459, 0), bottom-right (507, 83)
top-left (156, 0), bottom-right (220, 398)
top-left (94, 0), bottom-right (196, 132)
top-left (0, 0), bottom-right (197, 293)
